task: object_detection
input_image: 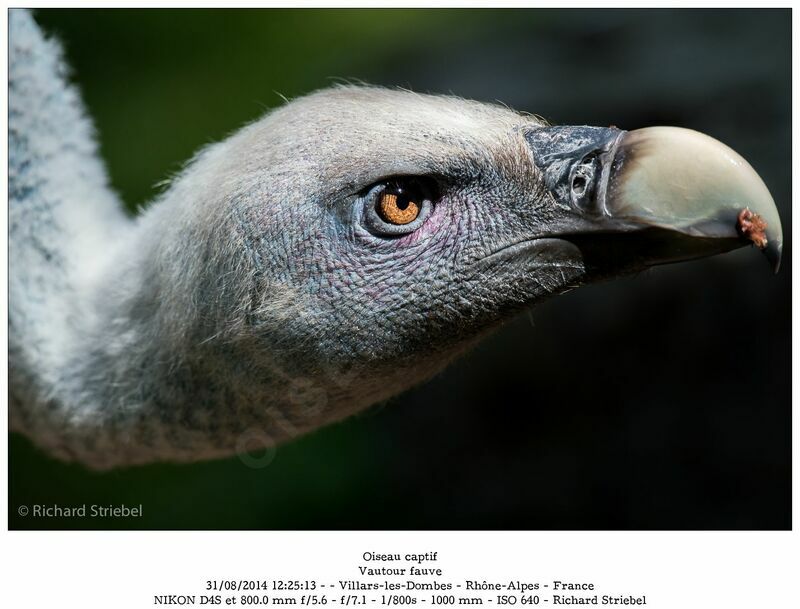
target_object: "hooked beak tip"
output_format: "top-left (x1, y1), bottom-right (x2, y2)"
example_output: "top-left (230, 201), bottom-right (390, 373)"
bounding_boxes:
top-left (736, 207), bottom-right (782, 273)
top-left (607, 126), bottom-right (783, 273)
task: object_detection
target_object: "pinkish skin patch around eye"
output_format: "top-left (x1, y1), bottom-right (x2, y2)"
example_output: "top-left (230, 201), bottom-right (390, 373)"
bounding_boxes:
top-left (737, 208), bottom-right (769, 250)
top-left (395, 209), bottom-right (449, 247)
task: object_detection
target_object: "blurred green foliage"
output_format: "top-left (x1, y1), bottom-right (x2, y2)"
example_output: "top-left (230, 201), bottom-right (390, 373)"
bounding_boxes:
top-left (35, 9), bottom-right (509, 210)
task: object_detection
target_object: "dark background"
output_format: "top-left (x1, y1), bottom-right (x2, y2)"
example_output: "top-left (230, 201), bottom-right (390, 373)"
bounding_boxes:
top-left (10, 8), bottom-right (791, 529)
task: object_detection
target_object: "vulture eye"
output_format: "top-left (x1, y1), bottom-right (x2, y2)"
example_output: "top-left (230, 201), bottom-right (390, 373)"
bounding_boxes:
top-left (377, 185), bottom-right (421, 225)
top-left (362, 177), bottom-right (437, 236)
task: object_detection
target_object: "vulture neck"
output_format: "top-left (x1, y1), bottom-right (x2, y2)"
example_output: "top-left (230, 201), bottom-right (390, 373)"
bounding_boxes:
top-left (8, 10), bottom-right (295, 468)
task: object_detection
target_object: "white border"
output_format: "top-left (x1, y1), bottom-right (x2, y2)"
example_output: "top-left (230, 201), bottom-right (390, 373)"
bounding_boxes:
top-left (2, 2), bottom-right (796, 607)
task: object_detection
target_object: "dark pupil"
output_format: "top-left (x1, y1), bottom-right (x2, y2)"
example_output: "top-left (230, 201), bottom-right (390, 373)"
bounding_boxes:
top-left (388, 184), bottom-right (415, 210)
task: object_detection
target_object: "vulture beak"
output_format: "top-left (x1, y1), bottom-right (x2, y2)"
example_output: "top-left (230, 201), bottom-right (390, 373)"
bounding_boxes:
top-left (526, 125), bottom-right (783, 273)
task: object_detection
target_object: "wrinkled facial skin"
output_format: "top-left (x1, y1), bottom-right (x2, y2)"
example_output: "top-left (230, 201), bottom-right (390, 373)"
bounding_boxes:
top-left (210, 87), bottom-right (581, 400)
top-left (317, 168), bottom-right (574, 367)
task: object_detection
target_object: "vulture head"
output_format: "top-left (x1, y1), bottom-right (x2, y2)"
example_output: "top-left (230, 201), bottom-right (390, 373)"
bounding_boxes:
top-left (162, 87), bottom-right (781, 430)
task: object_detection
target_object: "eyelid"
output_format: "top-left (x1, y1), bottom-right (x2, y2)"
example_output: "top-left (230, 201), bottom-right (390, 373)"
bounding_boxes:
top-left (358, 174), bottom-right (433, 198)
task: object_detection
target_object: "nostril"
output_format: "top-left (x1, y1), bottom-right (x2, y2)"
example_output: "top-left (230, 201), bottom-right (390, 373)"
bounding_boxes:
top-left (571, 153), bottom-right (599, 206)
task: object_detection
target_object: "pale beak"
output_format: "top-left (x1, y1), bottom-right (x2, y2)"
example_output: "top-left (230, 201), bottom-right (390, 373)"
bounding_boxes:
top-left (525, 125), bottom-right (783, 273)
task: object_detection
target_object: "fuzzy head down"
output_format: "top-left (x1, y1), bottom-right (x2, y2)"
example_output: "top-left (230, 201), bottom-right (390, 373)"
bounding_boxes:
top-left (106, 87), bottom-right (585, 456)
